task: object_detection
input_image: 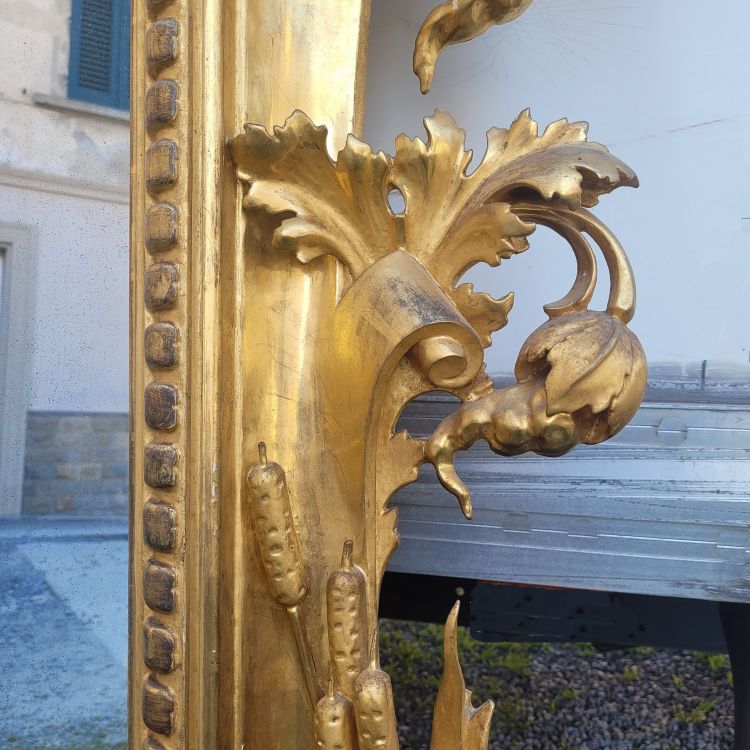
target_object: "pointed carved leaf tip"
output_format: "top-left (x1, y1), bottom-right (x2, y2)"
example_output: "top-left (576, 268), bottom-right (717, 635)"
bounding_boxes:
top-left (431, 601), bottom-right (494, 750)
top-left (451, 284), bottom-right (514, 349)
top-left (414, 0), bottom-right (536, 94)
top-left (230, 110), bottom-right (397, 277)
top-left (379, 430), bottom-right (425, 506)
top-left (391, 109), bottom-right (637, 289)
top-left (466, 698), bottom-right (494, 750)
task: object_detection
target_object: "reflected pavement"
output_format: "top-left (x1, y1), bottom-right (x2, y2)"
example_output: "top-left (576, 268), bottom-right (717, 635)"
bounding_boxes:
top-left (0, 518), bottom-right (127, 749)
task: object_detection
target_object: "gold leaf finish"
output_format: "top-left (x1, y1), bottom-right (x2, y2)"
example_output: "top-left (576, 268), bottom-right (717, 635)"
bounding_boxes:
top-left (431, 602), bottom-right (494, 750)
top-left (229, 105), bottom-right (645, 743)
top-left (390, 109), bottom-right (636, 290)
top-left (130, 4), bottom-right (647, 741)
top-left (414, 0), bottom-right (536, 93)
top-left (246, 443), bottom-right (308, 610)
top-left (315, 682), bottom-right (359, 750)
top-left (450, 284), bottom-right (514, 348)
top-left (233, 112), bottom-right (395, 277)
top-left (353, 638), bottom-right (400, 750)
top-left (327, 541), bottom-right (370, 701)
top-left (425, 311), bottom-right (647, 518)
top-left (246, 443), bottom-right (323, 709)
top-left (517, 311), bottom-right (648, 433)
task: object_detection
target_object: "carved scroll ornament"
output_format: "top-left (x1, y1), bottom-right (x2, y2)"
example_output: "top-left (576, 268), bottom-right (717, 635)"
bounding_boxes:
top-left (414, 0), bottom-right (537, 93)
top-left (231, 107), bottom-right (646, 748)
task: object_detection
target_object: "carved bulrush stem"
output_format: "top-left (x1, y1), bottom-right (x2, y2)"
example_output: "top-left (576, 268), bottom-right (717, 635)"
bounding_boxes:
top-left (231, 106), bottom-right (645, 747)
top-left (353, 632), bottom-right (400, 750)
top-left (246, 442), bottom-right (323, 710)
top-left (326, 540), bottom-right (369, 701)
top-left (314, 679), bottom-right (358, 750)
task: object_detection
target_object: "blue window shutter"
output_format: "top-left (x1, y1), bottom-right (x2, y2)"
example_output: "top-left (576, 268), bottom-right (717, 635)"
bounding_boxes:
top-left (68, 0), bottom-right (131, 111)
top-left (114, 0), bottom-right (131, 110)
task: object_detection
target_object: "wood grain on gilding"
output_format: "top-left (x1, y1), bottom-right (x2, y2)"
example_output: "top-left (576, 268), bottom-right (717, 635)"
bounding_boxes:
top-left (145, 382), bottom-right (178, 430)
top-left (144, 442), bottom-right (178, 488)
top-left (145, 140), bottom-right (178, 194)
top-left (143, 675), bottom-right (175, 735)
top-left (146, 203), bottom-right (178, 252)
top-left (227, 3), bottom-right (373, 747)
top-left (146, 19), bottom-right (179, 72)
top-left (145, 80), bottom-right (178, 130)
top-left (144, 262), bottom-right (178, 310)
top-left (144, 559), bottom-right (177, 612)
top-left (142, 736), bottom-right (168, 750)
top-left (144, 322), bottom-right (178, 368)
top-left (144, 499), bottom-right (177, 551)
top-left (143, 617), bottom-right (177, 673)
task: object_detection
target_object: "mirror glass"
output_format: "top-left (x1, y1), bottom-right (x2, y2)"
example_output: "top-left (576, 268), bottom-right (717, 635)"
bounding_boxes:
top-left (0, 1), bottom-right (130, 747)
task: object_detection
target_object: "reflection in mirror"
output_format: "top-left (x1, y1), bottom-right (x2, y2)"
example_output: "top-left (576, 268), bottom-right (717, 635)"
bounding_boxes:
top-left (0, 0), bottom-right (130, 747)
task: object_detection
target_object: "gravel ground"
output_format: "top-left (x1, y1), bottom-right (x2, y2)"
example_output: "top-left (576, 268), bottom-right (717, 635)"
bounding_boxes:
top-left (380, 619), bottom-right (735, 750)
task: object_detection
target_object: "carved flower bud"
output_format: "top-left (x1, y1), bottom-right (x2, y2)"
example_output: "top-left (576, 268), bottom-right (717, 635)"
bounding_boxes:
top-left (515, 310), bottom-right (647, 443)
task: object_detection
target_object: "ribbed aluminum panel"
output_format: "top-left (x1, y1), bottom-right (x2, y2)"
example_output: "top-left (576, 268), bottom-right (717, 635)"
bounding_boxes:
top-left (391, 363), bottom-right (750, 603)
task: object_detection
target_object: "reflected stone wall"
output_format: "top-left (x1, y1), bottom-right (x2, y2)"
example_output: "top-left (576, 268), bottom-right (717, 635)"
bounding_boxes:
top-left (22, 412), bottom-right (128, 516)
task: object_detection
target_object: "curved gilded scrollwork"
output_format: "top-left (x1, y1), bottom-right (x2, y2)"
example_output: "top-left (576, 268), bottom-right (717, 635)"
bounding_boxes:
top-left (414, 0), bottom-right (537, 93)
top-left (231, 107), bottom-right (645, 748)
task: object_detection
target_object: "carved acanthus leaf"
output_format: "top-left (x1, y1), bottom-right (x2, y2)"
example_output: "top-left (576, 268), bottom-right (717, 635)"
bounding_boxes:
top-left (451, 284), bottom-right (514, 348)
top-left (391, 109), bottom-right (638, 289)
top-left (440, 202), bottom-right (532, 284)
top-left (231, 110), bottom-right (396, 277)
top-left (378, 430), bottom-right (425, 506)
top-left (480, 110), bottom-right (638, 208)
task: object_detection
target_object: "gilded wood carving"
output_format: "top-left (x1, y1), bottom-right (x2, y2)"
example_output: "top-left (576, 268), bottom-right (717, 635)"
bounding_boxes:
top-left (130, 1), bottom-right (646, 747)
top-left (230, 107), bottom-right (645, 747)
top-left (414, 0), bottom-right (536, 93)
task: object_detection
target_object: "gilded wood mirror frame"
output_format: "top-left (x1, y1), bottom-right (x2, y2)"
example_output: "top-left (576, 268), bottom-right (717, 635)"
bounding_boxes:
top-left (129, 1), bottom-right (645, 747)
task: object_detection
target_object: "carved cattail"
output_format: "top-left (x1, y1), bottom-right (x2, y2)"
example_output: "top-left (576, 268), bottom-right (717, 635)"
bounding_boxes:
top-left (246, 442), bottom-right (307, 608)
top-left (246, 443), bottom-right (321, 709)
top-left (327, 540), bottom-right (368, 699)
top-left (314, 679), bottom-right (358, 750)
top-left (353, 634), bottom-right (400, 750)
